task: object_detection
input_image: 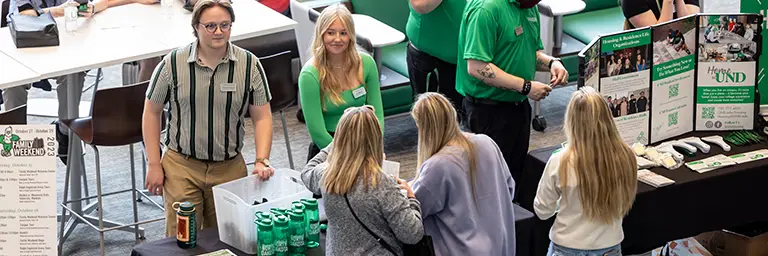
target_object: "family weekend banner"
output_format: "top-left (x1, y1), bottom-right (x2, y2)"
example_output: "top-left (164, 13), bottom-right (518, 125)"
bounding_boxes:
top-left (578, 13), bottom-right (763, 145)
top-left (0, 125), bottom-right (58, 256)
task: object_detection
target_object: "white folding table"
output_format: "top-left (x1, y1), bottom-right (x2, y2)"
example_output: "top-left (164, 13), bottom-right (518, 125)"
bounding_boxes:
top-left (0, 51), bottom-right (40, 90)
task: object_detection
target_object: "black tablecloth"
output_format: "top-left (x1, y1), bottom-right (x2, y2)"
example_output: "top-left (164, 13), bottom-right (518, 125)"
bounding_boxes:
top-left (132, 204), bottom-right (537, 256)
top-left (517, 132), bottom-right (768, 255)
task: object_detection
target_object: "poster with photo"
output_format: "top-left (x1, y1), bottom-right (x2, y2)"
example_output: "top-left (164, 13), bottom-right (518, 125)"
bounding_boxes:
top-left (696, 14), bottom-right (760, 130)
top-left (600, 28), bottom-right (652, 145)
top-left (650, 16), bottom-right (697, 143)
top-left (578, 37), bottom-right (600, 89)
top-left (740, 3), bottom-right (767, 104)
top-left (0, 125), bottom-right (57, 256)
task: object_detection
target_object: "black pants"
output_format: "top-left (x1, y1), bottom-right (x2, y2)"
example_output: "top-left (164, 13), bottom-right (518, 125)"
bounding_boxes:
top-left (406, 42), bottom-right (463, 116)
top-left (463, 97), bottom-right (531, 192)
top-left (307, 132), bottom-right (335, 162)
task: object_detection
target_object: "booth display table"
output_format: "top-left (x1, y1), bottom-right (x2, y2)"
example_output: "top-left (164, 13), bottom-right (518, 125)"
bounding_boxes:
top-left (132, 205), bottom-right (538, 255)
top-left (517, 131), bottom-right (768, 255)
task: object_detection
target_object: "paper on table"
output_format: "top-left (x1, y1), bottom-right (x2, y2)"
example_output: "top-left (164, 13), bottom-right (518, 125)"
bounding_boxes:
top-left (197, 249), bottom-right (237, 256)
top-left (382, 160), bottom-right (400, 178)
top-left (729, 149), bottom-right (768, 164)
top-left (685, 154), bottom-right (736, 173)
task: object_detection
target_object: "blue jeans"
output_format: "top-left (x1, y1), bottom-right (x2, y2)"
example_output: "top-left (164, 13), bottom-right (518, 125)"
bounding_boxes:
top-left (547, 242), bottom-right (622, 256)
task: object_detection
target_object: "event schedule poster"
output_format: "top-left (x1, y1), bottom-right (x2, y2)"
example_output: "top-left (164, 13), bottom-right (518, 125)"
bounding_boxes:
top-left (650, 16), bottom-right (697, 143)
top-left (600, 29), bottom-right (652, 145)
top-left (0, 125), bottom-right (58, 256)
top-left (697, 15), bottom-right (760, 130)
top-left (578, 37), bottom-right (600, 89)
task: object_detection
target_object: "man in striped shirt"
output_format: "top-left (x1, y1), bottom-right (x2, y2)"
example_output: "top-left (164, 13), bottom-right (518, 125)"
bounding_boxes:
top-left (141, 0), bottom-right (275, 236)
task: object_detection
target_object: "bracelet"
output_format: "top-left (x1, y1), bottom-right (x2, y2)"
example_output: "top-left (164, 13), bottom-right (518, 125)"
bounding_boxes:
top-left (521, 80), bottom-right (532, 95)
top-left (549, 58), bottom-right (562, 69)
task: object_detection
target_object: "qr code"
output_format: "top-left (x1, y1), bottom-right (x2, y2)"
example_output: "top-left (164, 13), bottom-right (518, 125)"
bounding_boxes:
top-left (668, 112), bottom-right (678, 126)
top-left (669, 84), bottom-right (679, 98)
top-left (702, 107), bottom-right (715, 119)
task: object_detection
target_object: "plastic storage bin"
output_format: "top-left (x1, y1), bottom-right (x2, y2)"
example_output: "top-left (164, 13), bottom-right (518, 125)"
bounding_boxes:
top-left (213, 169), bottom-right (312, 254)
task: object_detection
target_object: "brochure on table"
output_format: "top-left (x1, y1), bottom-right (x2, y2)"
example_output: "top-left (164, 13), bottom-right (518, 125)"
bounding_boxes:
top-left (0, 125), bottom-right (58, 256)
top-left (577, 13), bottom-right (763, 145)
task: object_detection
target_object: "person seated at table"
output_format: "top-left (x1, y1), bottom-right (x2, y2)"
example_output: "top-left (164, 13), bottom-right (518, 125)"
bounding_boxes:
top-left (298, 4), bottom-right (384, 161)
top-left (534, 86), bottom-right (637, 256)
top-left (301, 105), bottom-right (424, 256)
top-left (621, 0), bottom-right (699, 29)
top-left (5, 0), bottom-right (110, 165)
top-left (410, 93), bottom-right (517, 256)
top-left (142, 0), bottom-right (275, 237)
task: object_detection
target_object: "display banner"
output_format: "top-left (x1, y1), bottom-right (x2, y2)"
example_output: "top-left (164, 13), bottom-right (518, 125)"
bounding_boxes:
top-left (650, 15), bottom-right (697, 143)
top-left (600, 28), bottom-right (653, 145)
top-left (0, 125), bottom-right (58, 256)
top-left (697, 14), bottom-right (761, 130)
top-left (578, 37), bottom-right (600, 89)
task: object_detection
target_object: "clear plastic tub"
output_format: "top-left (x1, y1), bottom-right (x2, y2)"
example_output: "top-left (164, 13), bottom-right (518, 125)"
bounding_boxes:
top-left (213, 169), bottom-right (312, 254)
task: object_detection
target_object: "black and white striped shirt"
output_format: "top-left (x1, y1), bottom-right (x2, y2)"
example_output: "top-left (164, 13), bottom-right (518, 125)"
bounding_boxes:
top-left (146, 41), bottom-right (271, 161)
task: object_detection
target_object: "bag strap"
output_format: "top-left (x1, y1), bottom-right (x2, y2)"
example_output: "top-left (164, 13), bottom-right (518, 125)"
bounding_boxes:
top-left (344, 194), bottom-right (397, 255)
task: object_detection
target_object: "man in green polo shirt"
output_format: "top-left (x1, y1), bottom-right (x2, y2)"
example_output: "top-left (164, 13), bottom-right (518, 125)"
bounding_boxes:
top-left (406, 0), bottom-right (466, 115)
top-left (457, 0), bottom-right (569, 184)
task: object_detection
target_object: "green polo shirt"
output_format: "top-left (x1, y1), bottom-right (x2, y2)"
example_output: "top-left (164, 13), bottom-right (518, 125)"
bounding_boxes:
top-left (456, 0), bottom-right (544, 102)
top-left (405, 0), bottom-right (466, 64)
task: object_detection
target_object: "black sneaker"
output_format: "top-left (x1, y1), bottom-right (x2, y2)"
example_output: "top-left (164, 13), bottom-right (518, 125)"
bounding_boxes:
top-left (54, 121), bottom-right (69, 165)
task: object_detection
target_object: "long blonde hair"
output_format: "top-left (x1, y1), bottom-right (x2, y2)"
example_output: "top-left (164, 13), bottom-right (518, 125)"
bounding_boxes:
top-left (560, 86), bottom-right (637, 223)
top-left (311, 4), bottom-right (362, 108)
top-left (322, 106), bottom-right (384, 194)
top-left (412, 93), bottom-right (478, 199)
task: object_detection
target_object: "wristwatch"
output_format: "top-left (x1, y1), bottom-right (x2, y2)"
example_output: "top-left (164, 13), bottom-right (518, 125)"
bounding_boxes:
top-left (549, 57), bottom-right (563, 69)
top-left (255, 158), bottom-right (271, 168)
top-left (521, 80), bottom-right (532, 95)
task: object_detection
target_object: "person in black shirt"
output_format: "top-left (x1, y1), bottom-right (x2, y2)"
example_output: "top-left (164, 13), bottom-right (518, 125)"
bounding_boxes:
top-left (628, 94), bottom-right (637, 114)
top-left (607, 96), bottom-right (615, 116)
top-left (621, 0), bottom-right (700, 29)
top-left (619, 58), bottom-right (636, 74)
top-left (637, 91), bottom-right (648, 112)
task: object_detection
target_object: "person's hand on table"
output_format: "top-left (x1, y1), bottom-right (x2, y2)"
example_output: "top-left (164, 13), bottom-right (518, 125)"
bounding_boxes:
top-left (528, 81), bottom-right (552, 101)
top-left (146, 163), bottom-right (165, 195)
top-left (252, 162), bottom-right (275, 181)
top-left (134, 0), bottom-right (159, 5)
top-left (77, 2), bottom-right (96, 17)
top-left (549, 60), bottom-right (569, 87)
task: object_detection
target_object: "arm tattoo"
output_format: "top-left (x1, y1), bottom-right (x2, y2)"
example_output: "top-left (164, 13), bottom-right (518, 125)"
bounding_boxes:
top-left (477, 64), bottom-right (496, 82)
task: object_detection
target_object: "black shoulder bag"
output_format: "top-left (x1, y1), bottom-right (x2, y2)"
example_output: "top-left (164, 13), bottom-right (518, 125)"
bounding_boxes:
top-left (8, 12), bottom-right (59, 48)
top-left (344, 194), bottom-right (435, 256)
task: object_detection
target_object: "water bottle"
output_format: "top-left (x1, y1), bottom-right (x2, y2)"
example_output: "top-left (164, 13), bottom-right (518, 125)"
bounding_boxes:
top-left (301, 199), bottom-right (320, 244)
top-left (172, 202), bottom-right (197, 249)
top-left (287, 209), bottom-right (306, 254)
top-left (64, 5), bottom-right (78, 32)
top-left (160, 0), bottom-right (173, 18)
top-left (274, 215), bottom-right (290, 256)
top-left (257, 219), bottom-right (276, 256)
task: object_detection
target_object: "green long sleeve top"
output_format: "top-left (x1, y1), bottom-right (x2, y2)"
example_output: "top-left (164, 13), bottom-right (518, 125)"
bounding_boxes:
top-left (298, 53), bottom-right (385, 149)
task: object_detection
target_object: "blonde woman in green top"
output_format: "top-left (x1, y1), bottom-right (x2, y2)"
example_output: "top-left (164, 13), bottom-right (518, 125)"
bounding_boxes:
top-left (299, 4), bottom-right (384, 161)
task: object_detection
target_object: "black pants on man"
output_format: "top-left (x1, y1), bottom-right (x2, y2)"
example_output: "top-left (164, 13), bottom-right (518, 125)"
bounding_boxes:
top-left (406, 42), bottom-right (463, 116)
top-left (463, 97), bottom-right (532, 191)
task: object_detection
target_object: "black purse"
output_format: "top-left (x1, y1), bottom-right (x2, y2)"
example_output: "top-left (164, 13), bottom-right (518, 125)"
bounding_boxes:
top-left (8, 12), bottom-right (59, 48)
top-left (344, 194), bottom-right (435, 256)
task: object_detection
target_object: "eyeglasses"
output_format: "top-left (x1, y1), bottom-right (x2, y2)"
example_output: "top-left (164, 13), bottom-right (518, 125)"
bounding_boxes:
top-left (199, 22), bottom-right (232, 33)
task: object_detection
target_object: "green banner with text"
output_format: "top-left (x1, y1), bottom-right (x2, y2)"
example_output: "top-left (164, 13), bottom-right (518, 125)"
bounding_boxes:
top-left (696, 86), bottom-right (756, 104)
top-left (654, 55), bottom-right (696, 80)
top-left (601, 29), bottom-right (652, 53)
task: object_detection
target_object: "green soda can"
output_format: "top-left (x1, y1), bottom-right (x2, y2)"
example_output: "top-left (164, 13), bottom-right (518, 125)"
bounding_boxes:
top-left (273, 215), bottom-right (290, 256)
top-left (301, 199), bottom-right (320, 244)
top-left (257, 219), bottom-right (276, 256)
top-left (288, 209), bottom-right (306, 254)
top-left (172, 202), bottom-right (196, 249)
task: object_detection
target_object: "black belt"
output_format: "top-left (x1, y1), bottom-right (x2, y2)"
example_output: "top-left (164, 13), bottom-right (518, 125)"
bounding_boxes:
top-left (171, 149), bottom-right (239, 163)
top-left (464, 95), bottom-right (526, 106)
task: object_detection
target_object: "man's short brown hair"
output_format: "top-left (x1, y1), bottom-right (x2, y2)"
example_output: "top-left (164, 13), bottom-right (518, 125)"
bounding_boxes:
top-left (191, 0), bottom-right (236, 37)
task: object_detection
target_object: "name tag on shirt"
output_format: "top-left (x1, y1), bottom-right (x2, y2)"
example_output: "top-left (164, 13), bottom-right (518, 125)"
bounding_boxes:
top-left (220, 83), bottom-right (236, 92)
top-left (352, 87), bottom-right (367, 99)
top-left (515, 26), bottom-right (524, 36)
top-left (527, 17), bottom-right (537, 22)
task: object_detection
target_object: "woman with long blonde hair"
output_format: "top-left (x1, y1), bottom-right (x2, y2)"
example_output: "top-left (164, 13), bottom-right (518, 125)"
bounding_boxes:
top-left (534, 86), bottom-right (637, 256)
top-left (411, 93), bottom-right (517, 255)
top-left (301, 106), bottom-right (424, 255)
top-left (298, 4), bottom-right (384, 162)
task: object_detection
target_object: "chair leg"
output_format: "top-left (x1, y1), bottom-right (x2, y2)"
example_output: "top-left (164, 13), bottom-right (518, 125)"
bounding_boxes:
top-left (82, 160), bottom-right (90, 206)
top-left (129, 144), bottom-right (141, 241)
top-left (138, 147), bottom-right (147, 203)
top-left (58, 158), bottom-right (73, 255)
top-left (280, 110), bottom-right (295, 170)
top-left (90, 145), bottom-right (106, 256)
